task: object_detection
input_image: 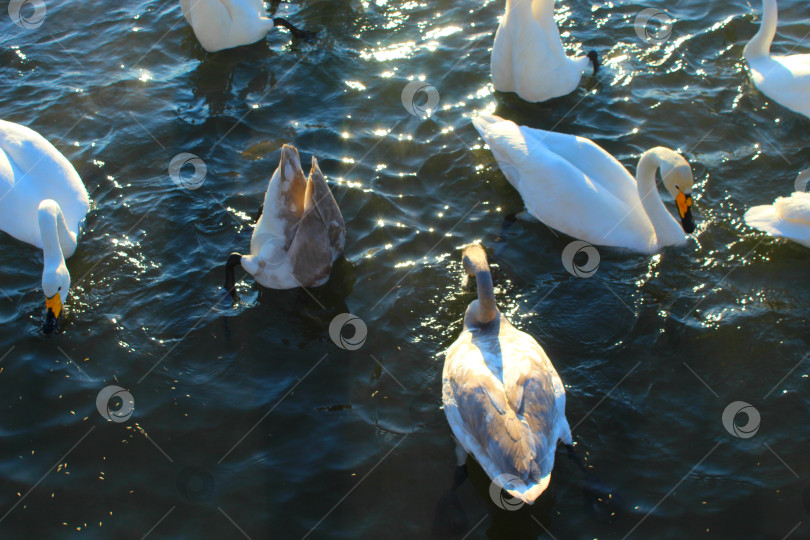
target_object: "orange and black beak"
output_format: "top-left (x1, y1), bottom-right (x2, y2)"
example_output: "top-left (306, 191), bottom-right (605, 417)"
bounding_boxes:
top-left (675, 190), bottom-right (695, 234)
top-left (43, 294), bottom-right (62, 334)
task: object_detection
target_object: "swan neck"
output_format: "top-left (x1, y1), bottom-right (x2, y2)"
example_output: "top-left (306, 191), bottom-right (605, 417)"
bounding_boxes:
top-left (531, 0), bottom-right (554, 19)
top-left (636, 151), bottom-right (674, 241)
top-left (475, 272), bottom-right (496, 322)
top-left (506, 0), bottom-right (534, 17)
top-left (746, 0), bottom-right (777, 59)
top-left (464, 252), bottom-right (497, 324)
top-left (38, 202), bottom-right (67, 266)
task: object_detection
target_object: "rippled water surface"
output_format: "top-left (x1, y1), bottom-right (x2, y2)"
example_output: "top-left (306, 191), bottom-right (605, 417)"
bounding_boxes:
top-left (1, 0), bottom-right (809, 538)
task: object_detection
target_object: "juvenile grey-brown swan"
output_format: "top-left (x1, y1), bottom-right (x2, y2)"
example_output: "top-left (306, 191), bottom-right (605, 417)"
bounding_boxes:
top-left (224, 144), bottom-right (345, 297)
top-left (442, 244), bottom-right (571, 504)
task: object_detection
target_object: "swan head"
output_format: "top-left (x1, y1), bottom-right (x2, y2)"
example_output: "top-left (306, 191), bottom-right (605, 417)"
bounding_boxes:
top-left (461, 244), bottom-right (498, 327)
top-left (37, 199), bottom-right (72, 333)
top-left (42, 264), bottom-right (70, 334)
top-left (656, 149), bottom-right (696, 234)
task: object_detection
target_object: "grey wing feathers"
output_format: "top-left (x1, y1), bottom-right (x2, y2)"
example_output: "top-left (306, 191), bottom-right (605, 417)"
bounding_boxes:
top-left (451, 376), bottom-right (539, 479)
top-left (307, 157), bottom-right (346, 254)
top-left (287, 157), bottom-right (345, 286)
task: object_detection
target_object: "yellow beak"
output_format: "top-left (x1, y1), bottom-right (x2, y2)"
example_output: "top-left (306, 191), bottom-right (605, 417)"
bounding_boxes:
top-left (676, 190), bottom-right (692, 218)
top-left (45, 293), bottom-right (63, 320)
top-left (675, 190), bottom-right (696, 234)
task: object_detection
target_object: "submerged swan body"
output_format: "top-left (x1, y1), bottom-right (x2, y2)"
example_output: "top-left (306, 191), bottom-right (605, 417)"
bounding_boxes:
top-left (443, 244), bottom-right (571, 504)
top-left (180, 0), bottom-right (312, 52)
top-left (491, 0), bottom-right (599, 103)
top-left (745, 191), bottom-right (810, 248)
top-left (472, 114), bottom-right (696, 254)
top-left (224, 144), bottom-right (345, 296)
top-left (0, 119), bottom-right (90, 332)
top-left (744, 0), bottom-right (810, 119)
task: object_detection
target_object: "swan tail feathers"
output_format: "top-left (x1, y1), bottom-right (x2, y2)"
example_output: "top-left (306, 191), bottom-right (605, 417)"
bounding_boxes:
top-left (471, 114), bottom-right (507, 143)
top-left (515, 474), bottom-right (552, 504)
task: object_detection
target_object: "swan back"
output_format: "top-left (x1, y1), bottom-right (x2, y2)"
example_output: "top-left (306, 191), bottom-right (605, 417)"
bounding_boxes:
top-left (745, 192), bottom-right (810, 248)
top-left (0, 120), bottom-right (88, 255)
top-left (774, 192), bottom-right (810, 224)
top-left (443, 245), bottom-right (570, 504)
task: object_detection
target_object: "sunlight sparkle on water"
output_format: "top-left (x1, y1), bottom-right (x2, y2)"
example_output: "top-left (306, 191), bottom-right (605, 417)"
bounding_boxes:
top-left (345, 81), bottom-right (366, 91)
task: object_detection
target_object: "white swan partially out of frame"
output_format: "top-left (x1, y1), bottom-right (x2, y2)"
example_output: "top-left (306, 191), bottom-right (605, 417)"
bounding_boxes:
top-left (0, 119), bottom-right (90, 333)
top-left (744, 0), bottom-right (810, 119)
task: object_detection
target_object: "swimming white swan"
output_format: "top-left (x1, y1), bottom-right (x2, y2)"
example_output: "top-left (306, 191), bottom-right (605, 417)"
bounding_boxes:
top-left (179, 0), bottom-right (313, 53)
top-left (0, 119), bottom-right (90, 333)
top-left (472, 114), bottom-right (696, 254)
top-left (224, 144), bottom-right (345, 296)
top-left (745, 191), bottom-right (810, 248)
top-left (491, 0), bottom-right (599, 103)
top-left (744, 0), bottom-right (810, 119)
top-left (443, 244), bottom-right (571, 504)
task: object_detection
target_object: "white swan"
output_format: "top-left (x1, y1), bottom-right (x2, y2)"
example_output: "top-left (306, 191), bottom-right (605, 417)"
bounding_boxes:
top-left (744, 0), bottom-right (810, 120)
top-left (0, 119), bottom-right (90, 333)
top-left (745, 191), bottom-right (810, 248)
top-left (491, 0), bottom-right (599, 103)
top-left (472, 114), bottom-right (696, 254)
top-left (224, 144), bottom-right (345, 296)
top-left (179, 0), bottom-right (313, 53)
top-left (443, 244), bottom-right (571, 504)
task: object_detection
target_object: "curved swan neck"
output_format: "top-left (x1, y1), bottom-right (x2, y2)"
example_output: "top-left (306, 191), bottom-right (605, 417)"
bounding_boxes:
top-left (530, 0), bottom-right (554, 18)
top-left (636, 150), bottom-right (677, 243)
top-left (745, 0), bottom-right (777, 60)
top-left (463, 247), bottom-right (497, 325)
top-left (506, 0), bottom-right (544, 19)
top-left (37, 200), bottom-right (74, 264)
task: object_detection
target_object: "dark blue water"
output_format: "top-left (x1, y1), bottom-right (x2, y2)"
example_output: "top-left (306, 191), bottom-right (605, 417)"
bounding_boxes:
top-left (0, 0), bottom-right (809, 538)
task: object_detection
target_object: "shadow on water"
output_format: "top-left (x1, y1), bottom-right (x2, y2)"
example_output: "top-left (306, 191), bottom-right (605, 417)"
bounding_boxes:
top-left (432, 457), bottom-right (558, 539)
top-left (219, 255), bottom-right (357, 341)
top-left (189, 42), bottom-right (276, 116)
top-left (432, 451), bottom-right (623, 539)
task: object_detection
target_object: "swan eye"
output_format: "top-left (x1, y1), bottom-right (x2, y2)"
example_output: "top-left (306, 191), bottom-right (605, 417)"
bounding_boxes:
top-left (58, 287), bottom-right (62, 291)
top-left (675, 185), bottom-right (680, 190)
